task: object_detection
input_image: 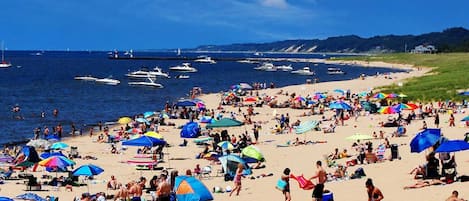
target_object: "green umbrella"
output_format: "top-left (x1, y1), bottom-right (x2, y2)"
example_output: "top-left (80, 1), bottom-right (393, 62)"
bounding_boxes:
top-left (16, 161), bottom-right (35, 168)
top-left (345, 133), bottom-right (373, 141)
top-left (241, 145), bottom-right (265, 161)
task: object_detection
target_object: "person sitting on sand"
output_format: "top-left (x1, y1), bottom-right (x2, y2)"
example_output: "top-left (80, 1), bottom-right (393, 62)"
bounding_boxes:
top-left (339, 149), bottom-right (350, 159)
top-left (114, 184), bottom-right (129, 201)
top-left (323, 123), bottom-right (336, 133)
top-left (409, 165), bottom-right (426, 179)
top-left (333, 164), bottom-right (347, 179)
top-left (403, 179), bottom-right (446, 189)
top-left (446, 190), bottom-right (467, 201)
top-left (107, 175), bottom-right (120, 190)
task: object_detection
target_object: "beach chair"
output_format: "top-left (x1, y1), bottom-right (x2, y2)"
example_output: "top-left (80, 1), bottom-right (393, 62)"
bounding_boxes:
top-left (376, 145), bottom-right (386, 161)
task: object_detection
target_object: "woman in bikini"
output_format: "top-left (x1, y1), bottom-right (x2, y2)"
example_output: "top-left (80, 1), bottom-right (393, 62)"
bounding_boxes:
top-left (366, 178), bottom-right (384, 201)
top-left (229, 163), bottom-right (244, 197)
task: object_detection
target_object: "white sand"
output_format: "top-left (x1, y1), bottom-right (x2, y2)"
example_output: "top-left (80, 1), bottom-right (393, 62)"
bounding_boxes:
top-left (2, 61), bottom-right (468, 201)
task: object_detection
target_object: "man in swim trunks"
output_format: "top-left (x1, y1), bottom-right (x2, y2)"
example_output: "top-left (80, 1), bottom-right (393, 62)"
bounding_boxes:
top-left (309, 160), bottom-right (327, 201)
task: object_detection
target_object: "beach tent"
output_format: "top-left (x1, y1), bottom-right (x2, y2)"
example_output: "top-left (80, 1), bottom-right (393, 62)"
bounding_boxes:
top-left (122, 136), bottom-right (166, 147)
top-left (241, 145), bottom-right (265, 163)
top-left (174, 175), bottom-right (213, 201)
top-left (218, 155), bottom-right (252, 176)
top-left (17, 146), bottom-right (41, 163)
top-left (181, 122), bottom-right (200, 138)
top-left (206, 118), bottom-right (243, 128)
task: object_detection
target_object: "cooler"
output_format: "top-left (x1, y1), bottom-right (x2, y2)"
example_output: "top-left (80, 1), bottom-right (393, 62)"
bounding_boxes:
top-left (323, 191), bottom-right (334, 201)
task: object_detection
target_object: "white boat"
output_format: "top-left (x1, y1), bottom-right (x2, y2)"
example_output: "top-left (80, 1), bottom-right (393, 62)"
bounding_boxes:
top-left (0, 41), bottom-right (11, 68)
top-left (169, 63), bottom-right (197, 72)
top-left (126, 70), bottom-right (157, 79)
top-left (327, 67), bottom-right (346, 75)
top-left (254, 62), bottom-right (276, 71)
top-left (150, 67), bottom-right (170, 78)
top-left (175, 75), bottom-right (190, 79)
top-left (277, 64), bottom-right (293, 71)
top-left (194, 56), bottom-right (216, 64)
top-left (237, 59), bottom-right (258, 64)
top-left (128, 77), bottom-right (163, 88)
top-left (291, 67), bottom-right (315, 75)
top-left (74, 75), bottom-right (98, 81)
top-left (95, 77), bottom-right (121, 85)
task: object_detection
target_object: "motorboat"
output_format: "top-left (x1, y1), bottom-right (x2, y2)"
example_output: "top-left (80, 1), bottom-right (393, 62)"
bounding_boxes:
top-left (74, 75), bottom-right (98, 81)
top-left (150, 67), bottom-right (170, 78)
top-left (194, 56), bottom-right (216, 64)
top-left (291, 67), bottom-right (315, 75)
top-left (254, 62), bottom-right (276, 71)
top-left (0, 41), bottom-right (11, 68)
top-left (95, 77), bottom-right (121, 85)
top-left (169, 63), bottom-right (197, 72)
top-left (126, 67), bottom-right (170, 79)
top-left (277, 64), bottom-right (293, 71)
top-left (237, 59), bottom-right (257, 64)
top-left (175, 74), bottom-right (190, 79)
top-left (128, 77), bottom-right (163, 88)
top-left (327, 67), bottom-right (346, 75)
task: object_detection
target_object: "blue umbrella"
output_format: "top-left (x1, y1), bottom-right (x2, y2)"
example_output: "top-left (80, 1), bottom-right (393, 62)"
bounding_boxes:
top-left (136, 118), bottom-right (150, 125)
top-left (333, 89), bottom-right (345, 95)
top-left (122, 136), bottom-right (166, 147)
top-left (461, 116), bottom-right (469, 121)
top-left (72, 164), bottom-right (104, 176)
top-left (16, 193), bottom-right (47, 201)
top-left (40, 151), bottom-right (66, 159)
top-left (50, 142), bottom-right (69, 150)
top-left (0, 197), bottom-right (13, 201)
top-left (143, 111), bottom-right (155, 118)
top-left (410, 128), bottom-right (441, 153)
top-left (176, 100), bottom-right (197, 107)
top-left (459, 91), bottom-right (469, 96)
top-left (435, 140), bottom-right (469, 153)
top-left (329, 101), bottom-right (351, 110)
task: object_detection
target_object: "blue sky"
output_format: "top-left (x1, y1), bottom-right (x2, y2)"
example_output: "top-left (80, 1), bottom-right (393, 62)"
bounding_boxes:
top-left (1, 0), bottom-right (468, 50)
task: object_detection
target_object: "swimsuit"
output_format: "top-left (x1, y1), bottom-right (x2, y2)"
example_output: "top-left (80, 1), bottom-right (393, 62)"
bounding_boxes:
top-left (312, 183), bottom-right (324, 198)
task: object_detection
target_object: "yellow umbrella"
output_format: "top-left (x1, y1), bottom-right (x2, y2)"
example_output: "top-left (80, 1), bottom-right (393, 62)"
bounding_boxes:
top-left (118, 117), bottom-right (132, 125)
top-left (144, 131), bottom-right (163, 139)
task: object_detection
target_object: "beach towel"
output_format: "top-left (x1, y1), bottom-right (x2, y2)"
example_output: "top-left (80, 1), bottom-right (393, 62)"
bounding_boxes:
top-left (290, 174), bottom-right (315, 190)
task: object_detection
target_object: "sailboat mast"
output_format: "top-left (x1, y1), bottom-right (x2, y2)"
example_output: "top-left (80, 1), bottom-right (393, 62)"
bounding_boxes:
top-left (1, 41), bottom-right (4, 62)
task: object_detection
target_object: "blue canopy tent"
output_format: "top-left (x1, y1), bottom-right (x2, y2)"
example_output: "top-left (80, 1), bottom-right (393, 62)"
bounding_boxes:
top-left (218, 155), bottom-right (252, 177)
top-left (174, 175), bottom-right (213, 201)
top-left (122, 136), bottom-right (166, 147)
top-left (181, 122), bottom-right (200, 138)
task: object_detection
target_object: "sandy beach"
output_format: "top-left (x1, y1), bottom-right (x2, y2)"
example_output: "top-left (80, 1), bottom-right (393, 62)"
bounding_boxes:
top-left (2, 60), bottom-right (468, 201)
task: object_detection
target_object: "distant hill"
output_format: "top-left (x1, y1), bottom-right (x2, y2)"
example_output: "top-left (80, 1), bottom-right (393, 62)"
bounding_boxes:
top-left (193, 27), bottom-right (469, 53)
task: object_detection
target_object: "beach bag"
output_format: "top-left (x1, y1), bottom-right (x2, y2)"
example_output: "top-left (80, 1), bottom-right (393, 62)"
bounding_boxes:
top-left (276, 179), bottom-right (287, 191)
top-left (290, 174), bottom-right (315, 190)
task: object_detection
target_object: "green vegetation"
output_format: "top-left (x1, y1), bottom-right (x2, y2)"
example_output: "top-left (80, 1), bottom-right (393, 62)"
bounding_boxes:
top-left (335, 53), bottom-right (469, 101)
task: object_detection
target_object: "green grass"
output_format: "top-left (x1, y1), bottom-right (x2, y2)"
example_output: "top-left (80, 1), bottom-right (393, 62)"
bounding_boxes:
top-left (332, 53), bottom-right (469, 101)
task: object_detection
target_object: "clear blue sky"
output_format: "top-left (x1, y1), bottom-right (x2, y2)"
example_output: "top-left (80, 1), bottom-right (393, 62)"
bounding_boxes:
top-left (2, 0), bottom-right (468, 50)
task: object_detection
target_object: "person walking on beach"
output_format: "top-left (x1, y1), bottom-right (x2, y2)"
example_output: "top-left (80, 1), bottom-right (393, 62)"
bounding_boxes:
top-left (279, 168), bottom-right (291, 201)
top-left (434, 113), bottom-right (440, 128)
top-left (309, 160), bottom-right (327, 201)
top-left (366, 178), bottom-right (384, 201)
top-left (229, 163), bottom-right (244, 197)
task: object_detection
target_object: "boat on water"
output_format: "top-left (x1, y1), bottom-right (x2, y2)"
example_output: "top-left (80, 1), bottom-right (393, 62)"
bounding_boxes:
top-left (95, 77), bottom-right (121, 85)
top-left (253, 62), bottom-right (276, 71)
top-left (74, 75), bottom-right (98, 81)
top-left (169, 63), bottom-right (197, 72)
top-left (277, 64), bottom-right (293, 71)
top-left (128, 77), bottom-right (163, 88)
top-left (0, 41), bottom-right (12, 68)
top-left (327, 67), bottom-right (346, 75)
top-left (194, 56), bottom-right (216, 64)
top-left (175, 74), bottom-right (190, 79)
top-left (291, 67), bottom-right (315, 76)
top-left (237, 59), bottom-right (258, 64)
top-left (126, 67), bottom-right (170, 79)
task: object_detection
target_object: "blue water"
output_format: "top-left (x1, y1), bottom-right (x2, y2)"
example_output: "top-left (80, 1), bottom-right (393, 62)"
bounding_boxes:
top-left (0, 51), bottom-right (405, 145)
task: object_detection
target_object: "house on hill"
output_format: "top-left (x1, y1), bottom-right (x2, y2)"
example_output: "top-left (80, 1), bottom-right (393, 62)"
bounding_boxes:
top-left (411, 45), bottom-right (437, 53)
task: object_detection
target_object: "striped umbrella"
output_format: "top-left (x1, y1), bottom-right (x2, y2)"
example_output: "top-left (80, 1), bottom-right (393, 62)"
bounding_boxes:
top-left (373, 93), bottom-right (387, 99)
top-left (217, 141), bottom-right (234, 150)
top-left (378, 106), bottom-right (400, 114)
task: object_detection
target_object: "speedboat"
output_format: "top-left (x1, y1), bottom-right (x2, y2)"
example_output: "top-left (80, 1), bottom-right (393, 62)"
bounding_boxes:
top-left (194, 56), bottom-right (216, 64)
top-left (277, 64), bottom-right (293, 71)
top-left (125, 70), bottom-right (157, 79)
top-left (254, 62), bottom-right (276, 71)
top-left (95, 77), bottom-right (121, 85)
top-left (175, 74), bottom-right (190, 79)
top-left (128, 77), bottom-right (163, 88)
top-left (291, 67), bottom-right (315, 76)
top-left (74, 75), bottom-right (98, 81)
top-left (150, 67), bottom-right (170, 78)
top-left (169, 63), bottom-right (198, 72)
top-left (237, 59), bottom-right (257, 64)
top-left (327, 67), bottom-right (346, 75)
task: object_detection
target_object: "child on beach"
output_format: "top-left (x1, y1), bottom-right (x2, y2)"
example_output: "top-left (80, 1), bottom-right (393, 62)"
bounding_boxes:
top-left (229, 163), bottom-right (244, 197)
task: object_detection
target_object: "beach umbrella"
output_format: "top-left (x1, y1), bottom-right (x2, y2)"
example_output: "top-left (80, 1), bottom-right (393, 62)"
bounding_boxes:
top-left (72, 164), bottom-right (105, 193)
top-left (295, 96), bottom-right (306, 102)
top-left (217, 141), bottom-right (234, 150)
top-left (127, 127), bottom-right (142, 134)
top-left (176, 100), bottom-right (197, 107)
top-left (358, 91), bottom-right (369, 97)
top-left (378, 106), bottom-right (400, 114)
top-left (244, 96), bottom-right (259, 103)
top-left (435, 140), bottom-right (469, 153)
top-left (313, 93), bottom-right (327, 100)
top-left (0, 197), bottom-right (13, 201)
top-left (196, 102), bottom-right (206, 110)
top-left (143, 111), bottom-right (155, 118)
top-left (241, 145), bottom-right (265, 162)
top-left (392, 103), bottom-right (412, 111)
top-left (122, 135), bottom-right (166, 147)
top-left (174, 175), bottom-right (213, 201)
top-left (206, 118), bottom-right (243, 128)
top-left (200, 116), bottom-right (215, 124)
top-left (40, 151), bottom-right (66, 159)
top-left (26, 139), bottom-right (51, 149)
top-left (0, 154), bottom-right (14, 163)
top-left (461, 116), bottom-right (469, 121)
top-left (239, 83), bottom-right (253, 90)
top-left (406, 103), bottom-right (419, 110)
top-left (144, 131), bottom-right (163, 139)
top-left (39, 156), bottom-right (75, 168)
top-left (16, 193), bottom-right (46, 201)
top-left (230, 84), bottom-right (241, 90)
top-left (386, 93), bottom-right (398, 98)
top-left (160, 112), bottom-right (170, 119)
top-left (346, 133), bottom-right (373, 141)
top-left (329, 101), bottom-right (352, 110)
top-left (203, 152), bottom-right (220, 161)
top-left (373, 92), bottom-right (387, 99)
top-left (118, 117), bottom-right (132, 125)
top-left (459, 91), bottom-right (469, 96)
top-left (49, 142), bottom-right (69, 150)
top-left (16, 161), bottom-right (35, 168)
top-left (333, 89), bottom-right (345, 95)
top-left (136, 118), bottom-right (150, 125)
top-left (410, 128), bottom-right (441, 153)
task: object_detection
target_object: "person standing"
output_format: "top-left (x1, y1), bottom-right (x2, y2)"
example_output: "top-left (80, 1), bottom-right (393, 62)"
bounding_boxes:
top-left (309, 161), bottom-right (327, 201)
top-left (280, 168), bottom-right (291, 201)
top-left (366, 178), bottom-right (384, 201)
top-left (229, 163), bottom-right (244, 197)
top-left (449, 114), bottom-right (455, 127)
top-left (434, 113), bottom-right (440, 128)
